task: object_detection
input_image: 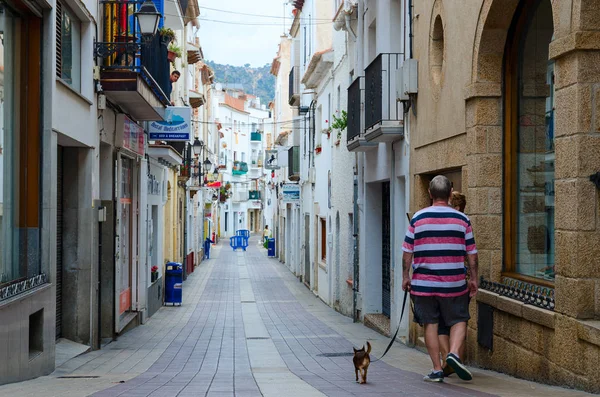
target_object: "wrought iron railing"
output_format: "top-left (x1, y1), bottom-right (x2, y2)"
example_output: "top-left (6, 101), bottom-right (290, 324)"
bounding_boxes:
top-left (480, 276), bottom-right (555, 311)
top-left (249, 190), bottom-right (261, 200)
top-left (347, 77), bottom-right (362, 143)
top-left (364, 53), bottom-right (403, 130)
top-left (250, 132), bottom-right (262, 141)
top-left (95, 0), bottom-right (171, 105)
top-left (232, 161), bottom-right (248, 175)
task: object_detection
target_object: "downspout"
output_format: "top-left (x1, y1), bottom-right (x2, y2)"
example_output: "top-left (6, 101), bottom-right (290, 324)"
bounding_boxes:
top-left (353, 0), bottom-right (365, 323)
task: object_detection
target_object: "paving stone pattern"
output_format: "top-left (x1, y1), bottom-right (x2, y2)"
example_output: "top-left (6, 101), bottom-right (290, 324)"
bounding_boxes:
top-left (246, 249), bottom-right (497, 397)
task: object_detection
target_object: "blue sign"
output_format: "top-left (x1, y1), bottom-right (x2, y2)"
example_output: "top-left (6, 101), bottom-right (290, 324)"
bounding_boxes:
top-left (149, 107), bottom-right (191, 141)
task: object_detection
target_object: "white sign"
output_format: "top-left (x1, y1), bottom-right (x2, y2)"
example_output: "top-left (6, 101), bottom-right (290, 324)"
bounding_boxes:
top-left (149, 107), bottom-right (191, 141)
top-left (282, 184), bottom-right (300, 203)
top-left (264, 150), bottom-right (280, 170)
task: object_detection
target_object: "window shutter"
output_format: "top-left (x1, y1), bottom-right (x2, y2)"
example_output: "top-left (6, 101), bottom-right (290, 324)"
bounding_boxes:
top-left (56, 0), bottom-right (62, 78)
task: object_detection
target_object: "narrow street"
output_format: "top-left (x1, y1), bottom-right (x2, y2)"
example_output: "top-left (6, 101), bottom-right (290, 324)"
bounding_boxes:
top-left (0, 238), bottom-right (591, 397)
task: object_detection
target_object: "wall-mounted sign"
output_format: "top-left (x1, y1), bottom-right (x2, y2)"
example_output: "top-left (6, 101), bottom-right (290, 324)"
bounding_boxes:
top-left (149, 107), bottom-right (191, 141)
top-left (116, 115), bottom-right (145, 156)
top-left (282, 184), bottom-right (300, 203)
top-left (264, 149), bottom-right (280, 170)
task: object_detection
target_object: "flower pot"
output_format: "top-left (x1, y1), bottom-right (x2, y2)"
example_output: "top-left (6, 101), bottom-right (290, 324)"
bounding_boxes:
top-left (151, 272), bottom-right (158, 283)
top-left (327, 132), bottom-right (331, 139)
top-left (335, 139), bottom-right (340, 146)
top-left (167, 50), bottom-right (177, 62)
top-left (161, 35), bottom-right (174, 47)
top-left (315, 147), bottom-right (322, 154)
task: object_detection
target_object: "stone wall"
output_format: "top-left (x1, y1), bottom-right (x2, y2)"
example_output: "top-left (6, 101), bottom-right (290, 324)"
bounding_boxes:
top-left (409, 0), bottom-right (600, 393)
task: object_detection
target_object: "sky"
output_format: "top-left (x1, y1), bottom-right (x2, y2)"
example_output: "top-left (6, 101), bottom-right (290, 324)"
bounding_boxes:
top-left (198, 0), bottom-right (294, 67)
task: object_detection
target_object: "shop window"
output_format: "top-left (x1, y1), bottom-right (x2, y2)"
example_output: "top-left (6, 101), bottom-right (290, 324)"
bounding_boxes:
top-left (504, 0), bottom-right (555, 282)
top-left (0, 3), bottom-right (43, 288)
top-left (56, 0), bottom-right (81, 91)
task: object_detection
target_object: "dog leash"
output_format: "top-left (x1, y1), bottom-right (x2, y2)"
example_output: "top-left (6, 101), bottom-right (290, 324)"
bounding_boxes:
top-left (370, 289), bottom-right (409, 363)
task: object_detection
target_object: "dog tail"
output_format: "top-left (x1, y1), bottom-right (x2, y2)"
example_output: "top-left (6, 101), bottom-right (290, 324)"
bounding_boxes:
top-left (366, 341), bottom-right (371, 354)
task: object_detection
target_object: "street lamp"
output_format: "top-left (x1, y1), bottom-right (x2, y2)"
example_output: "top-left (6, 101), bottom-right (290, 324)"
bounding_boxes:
top-left (192, 137), bottom-right (203, 156)
top-left (134, 0), bottom-right (161, 40)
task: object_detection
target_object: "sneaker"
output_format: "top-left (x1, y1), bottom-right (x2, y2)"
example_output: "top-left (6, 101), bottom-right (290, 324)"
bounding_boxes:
top-left (442, 364), bottom-right (455, 377)
top-left (423, 370), bottom-right (444, 382)
top-left (445, 353), bottom-right (472, 381)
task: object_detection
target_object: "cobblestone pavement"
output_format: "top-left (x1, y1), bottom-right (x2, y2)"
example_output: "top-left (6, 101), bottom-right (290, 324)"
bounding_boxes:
top-left (0, 238), bottom-right (594, 397)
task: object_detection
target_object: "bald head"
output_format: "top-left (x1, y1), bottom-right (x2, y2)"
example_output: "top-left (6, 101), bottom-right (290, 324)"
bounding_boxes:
top-left (429, 175), bottom-right (452, 202)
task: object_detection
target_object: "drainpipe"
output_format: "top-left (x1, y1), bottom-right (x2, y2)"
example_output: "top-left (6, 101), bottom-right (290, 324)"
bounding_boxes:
top-left (352, 0), bottom-right (365, 323)
top-left (344, 9), bottom-right (356, 41)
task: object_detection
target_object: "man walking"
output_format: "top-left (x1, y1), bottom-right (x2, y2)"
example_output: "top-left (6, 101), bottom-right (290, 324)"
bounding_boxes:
top-left (401, 175), bottom-right (478, 382)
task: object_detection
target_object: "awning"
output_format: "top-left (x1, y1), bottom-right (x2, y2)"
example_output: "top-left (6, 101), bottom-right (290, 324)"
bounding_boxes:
top-left (187, 42), bottom-right (203, 64)
top-left (189, 90), bottom-right (206, 108)
top-left (206, 181), bottom-right (221, 188)
top-left (184, 0), bottom-right (200, 27)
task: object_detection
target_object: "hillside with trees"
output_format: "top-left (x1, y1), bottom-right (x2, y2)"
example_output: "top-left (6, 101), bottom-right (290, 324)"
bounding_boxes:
top-left (206, 60), bottom-right (275, 105)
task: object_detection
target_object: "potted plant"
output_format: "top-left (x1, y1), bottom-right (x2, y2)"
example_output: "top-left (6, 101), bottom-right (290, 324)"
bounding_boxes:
top-left (315, 144), bottom-right (322, 154)
top-left (159, 27), bottom-right (176, 46)
top-left (167, 43), bottom-right (182, 63)
top-left (151, 266), bottom-right (159, 283)
top-left (331, 110), bottom-right (348, 131)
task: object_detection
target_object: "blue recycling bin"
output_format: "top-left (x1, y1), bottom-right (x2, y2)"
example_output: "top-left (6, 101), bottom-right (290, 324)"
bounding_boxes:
top-left (164, 262), bottom-right (183, 306)
top-left (267, 238), bottom-right (275, 257)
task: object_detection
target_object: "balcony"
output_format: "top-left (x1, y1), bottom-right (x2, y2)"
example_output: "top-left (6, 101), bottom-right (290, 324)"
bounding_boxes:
top-left (289, 66), bottom-right (300, 106)
top-left (251, 132), bottom-right (262, 142)
top-left (364, 53), bottom-right (405, 142)
top-left (232, 188), bottom-right (248, 203)
top-left (95, 0), bottom-right (171, 121)
top-left (249, 190), bottom-right (261, 200)
top-left (346, 77), bottom-right (377, 152)
top-left (232, 161), bottom-right (248, 175)
top-left (250, 157), bottom-right (262, 168)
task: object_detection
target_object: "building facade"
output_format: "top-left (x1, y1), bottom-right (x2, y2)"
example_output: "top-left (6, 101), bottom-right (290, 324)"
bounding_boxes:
top-left (408, 0), bottom-right (600, 392)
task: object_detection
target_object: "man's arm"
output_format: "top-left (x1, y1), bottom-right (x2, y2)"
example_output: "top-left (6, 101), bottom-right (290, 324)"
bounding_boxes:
top-left (402, 252), bottom-right (413, 291)
top-left (467, 253), bottom-right (479, 296)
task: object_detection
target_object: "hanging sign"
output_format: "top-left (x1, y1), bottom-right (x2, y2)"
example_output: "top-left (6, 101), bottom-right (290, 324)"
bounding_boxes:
top-left (282, 184), bottom-right (300, 203)
top-left (116, 115), bottom-right (145, 156)
top-left (264, 149), bottom-right (280, 170)
top-left (149, 107), bottom-right (191, 141)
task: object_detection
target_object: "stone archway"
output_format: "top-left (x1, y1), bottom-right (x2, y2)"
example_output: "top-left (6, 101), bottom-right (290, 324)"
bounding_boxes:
top-left (465, 0), bottom-right (567, 284)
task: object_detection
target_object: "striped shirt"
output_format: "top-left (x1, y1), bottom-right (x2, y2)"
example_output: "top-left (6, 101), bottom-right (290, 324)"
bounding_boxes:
top-left (402, 205), bottom-right (477, 297)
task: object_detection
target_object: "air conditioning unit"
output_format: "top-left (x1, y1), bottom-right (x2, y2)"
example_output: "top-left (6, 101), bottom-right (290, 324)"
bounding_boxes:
top-left (403, 59), bottom-right (418, 95)
top-left (396, 59), bottom-right (418, 101)
top-left (308, 167), bottom-right (316, 184)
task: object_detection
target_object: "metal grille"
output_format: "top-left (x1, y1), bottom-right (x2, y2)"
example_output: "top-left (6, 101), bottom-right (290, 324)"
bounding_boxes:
top-left (56, 147), bottom-right (63, 339)
top-left (347, 77), bottom-right (362, 143)
top-left (364, 53), bottom-right (403, 130)
top-left (55, 0), bottom-right (62, 78)
top-left (382, 182), bottom-right (391, 317)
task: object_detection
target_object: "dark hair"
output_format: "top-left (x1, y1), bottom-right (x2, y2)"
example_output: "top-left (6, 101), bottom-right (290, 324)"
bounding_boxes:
top-left (172, 70), bottom-right (181, 76)
top-left (429, 175), bottom-right (452, 201)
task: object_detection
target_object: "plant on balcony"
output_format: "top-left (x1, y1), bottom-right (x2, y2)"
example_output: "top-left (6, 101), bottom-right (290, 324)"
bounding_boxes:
top-left (315, 144), bottom-right (322, 154)
top-left (167, 43), bottom-right (182, 63)
top-left (159, 27), bottom-right (176, 46)
top-left (331, 110), bottom-right (348, 131)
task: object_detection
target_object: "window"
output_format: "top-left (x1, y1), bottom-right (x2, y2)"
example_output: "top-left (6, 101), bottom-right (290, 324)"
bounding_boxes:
top-left (0, 3), bottom-right (43, 288)
top-left (56, 0), bottom-right (81, 91)
top-left (241, 152), bottom-right (246, 162)
top-left (504, 0), bottom-right (554, 282)
top-left (320, 218), bottom-right (327, 262)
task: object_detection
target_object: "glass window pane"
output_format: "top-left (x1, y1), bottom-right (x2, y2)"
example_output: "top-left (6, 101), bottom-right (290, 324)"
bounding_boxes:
top-left (61, 7), bottom-right (80, 91)
top-left (515, 0), bottom-right (555, 280)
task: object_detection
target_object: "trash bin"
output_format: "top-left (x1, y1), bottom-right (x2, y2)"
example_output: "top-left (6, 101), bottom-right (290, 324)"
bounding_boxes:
top-left (164, 262), bottom-right (183, 306)
top-left (267, 238), bottom-right (275, 257)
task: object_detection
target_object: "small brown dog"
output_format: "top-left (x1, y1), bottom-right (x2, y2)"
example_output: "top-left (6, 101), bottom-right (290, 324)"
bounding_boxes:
top-left (353, 341), bottom-right (371, 384)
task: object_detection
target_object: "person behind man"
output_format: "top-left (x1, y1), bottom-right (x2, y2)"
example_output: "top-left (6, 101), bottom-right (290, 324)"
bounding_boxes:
top-left (402, 176), bottom-right (478, 382)
top-left (167, 71), bottom-right (180, 105)
top-left (438, 191), bottom-right (468, 377)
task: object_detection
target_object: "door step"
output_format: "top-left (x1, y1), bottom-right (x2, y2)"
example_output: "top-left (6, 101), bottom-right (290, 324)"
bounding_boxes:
top-left (364, 313), bottom-right (391, 337)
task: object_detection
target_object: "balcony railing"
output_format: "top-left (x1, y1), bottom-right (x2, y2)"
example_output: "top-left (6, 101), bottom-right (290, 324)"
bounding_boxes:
top-left (249, 190), bottom-right (261, 200)
top-left (96, 0), bottom-right (171, 107)
top-left (364, 53), bottom-right (403, 130)
top-left (347, 77), bottom-right (362, 143)
top-left (251, 132), bottom-right (262, 142)
top-left (232, 161), bottom-right (248, 175)
top-left (289, 66), bottom-right (300, 106)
